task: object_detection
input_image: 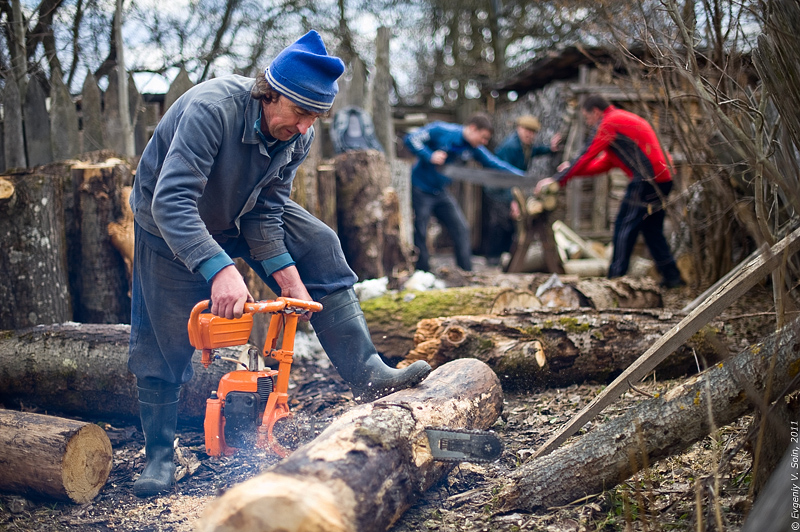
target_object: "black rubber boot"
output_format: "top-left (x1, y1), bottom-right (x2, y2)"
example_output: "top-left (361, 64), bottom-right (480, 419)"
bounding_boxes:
top-left (311, 288), bottom-right (432, 402)
top-left (133, 378), bottom-right (180, 498)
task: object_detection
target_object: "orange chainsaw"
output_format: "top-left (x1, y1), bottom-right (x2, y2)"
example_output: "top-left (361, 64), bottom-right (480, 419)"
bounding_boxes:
top-left (187, 297), bottom-right (322, 458)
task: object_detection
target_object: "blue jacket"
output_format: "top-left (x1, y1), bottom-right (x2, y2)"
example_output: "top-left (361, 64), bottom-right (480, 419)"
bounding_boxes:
top-left (130, 75), bottom-right (312, 280)
top-left (404, 121), bottom-right (523, 194)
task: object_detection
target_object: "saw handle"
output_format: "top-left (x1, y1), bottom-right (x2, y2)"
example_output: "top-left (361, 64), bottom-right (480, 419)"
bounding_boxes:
top-left (277, 296), bottom-right (323, 313)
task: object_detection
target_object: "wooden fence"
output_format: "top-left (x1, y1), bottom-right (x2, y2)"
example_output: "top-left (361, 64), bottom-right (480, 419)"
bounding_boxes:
top-left (1, 66), bottom-right (196, 173)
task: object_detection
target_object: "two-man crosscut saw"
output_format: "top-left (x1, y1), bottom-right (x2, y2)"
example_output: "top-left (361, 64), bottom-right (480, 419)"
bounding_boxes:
top-left (439, 164), bottom-right (539, 188)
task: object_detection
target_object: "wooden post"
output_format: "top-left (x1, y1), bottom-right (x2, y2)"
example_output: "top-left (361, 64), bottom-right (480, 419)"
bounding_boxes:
top-left (50, 75), bottom-right (81, 161)
top-left (24, 77), bottom-right (53, 167)
top-left (103, 68), bottom-right (126, 155)
top-left (114, 0), bottom-right (136, 157)
top-left (0, 409), bottom-right (113, 504)
top-left (2, 73), bottom-right (26, 170)
top-left (128, 72), bottom-right (148, 155)
top-left (81, 72), bottom-right (105, 153)
top-left (164, 68), bottom-right (194, 114)
top-left (372, 27), bottom-right (396, 161)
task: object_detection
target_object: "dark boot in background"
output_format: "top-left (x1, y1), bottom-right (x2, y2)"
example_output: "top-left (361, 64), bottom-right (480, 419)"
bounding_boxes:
top-left (133, 377), bottom-right (180, 498)
top-left (312, 288), bottom-right (432, 402)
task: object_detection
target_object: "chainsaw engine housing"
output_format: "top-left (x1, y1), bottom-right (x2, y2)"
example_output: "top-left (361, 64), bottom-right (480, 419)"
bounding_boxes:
top-left (205, 369), bottom-right (277, 456)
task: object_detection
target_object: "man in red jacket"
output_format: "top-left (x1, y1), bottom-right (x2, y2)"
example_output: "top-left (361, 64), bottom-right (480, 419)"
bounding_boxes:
top-left (537, 95), bottom-right (684, 288)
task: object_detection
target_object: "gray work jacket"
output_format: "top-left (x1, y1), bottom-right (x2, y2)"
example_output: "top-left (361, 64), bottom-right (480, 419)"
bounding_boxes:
top-left (130, 75), bottom-right (312, 275)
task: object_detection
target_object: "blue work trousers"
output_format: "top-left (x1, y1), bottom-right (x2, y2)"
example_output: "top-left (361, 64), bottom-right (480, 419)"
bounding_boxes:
top-left (609, 180), bottom-right (680, 282)
top-left (412, 186), bottom-right (472, 272)
top-left (128, 200), bottom-right (357, 385)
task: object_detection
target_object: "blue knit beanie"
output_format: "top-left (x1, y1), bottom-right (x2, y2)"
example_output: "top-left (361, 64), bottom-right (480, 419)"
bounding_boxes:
top-left (265, 30), bottom-right (345, 113)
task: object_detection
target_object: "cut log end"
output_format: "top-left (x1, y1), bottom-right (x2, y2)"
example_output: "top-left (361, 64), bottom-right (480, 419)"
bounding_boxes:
top-left (0, 410), bottom-right (113, 504)
top-left (198, 473), bottom-right (353, 532)
top-left (63, 423), bottom-right (114, 503)
top-left (0, 177), bottom-right (14, 200)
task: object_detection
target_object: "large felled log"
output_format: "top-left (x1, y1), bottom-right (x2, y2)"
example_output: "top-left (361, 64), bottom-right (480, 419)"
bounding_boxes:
top-left (197, 358), bottom-right (503, 532)
top-left (399, 309), bottom-right (726, 388)
top-left (496, 315), bottom-right (800, 512)
top-left (0, 323), bottom-right (243, 425)
top-left (0, 409), bottom-right (112, 503)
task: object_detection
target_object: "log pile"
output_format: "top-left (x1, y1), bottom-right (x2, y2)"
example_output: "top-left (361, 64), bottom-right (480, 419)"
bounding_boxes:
top-left (0, 409), bottom-right (112, 503)
top-left (197, 358), bottom-right (503, 532)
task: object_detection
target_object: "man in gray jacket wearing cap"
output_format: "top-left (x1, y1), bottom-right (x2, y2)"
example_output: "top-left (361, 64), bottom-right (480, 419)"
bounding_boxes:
top-left (128, 30), bottom-right (431, 497)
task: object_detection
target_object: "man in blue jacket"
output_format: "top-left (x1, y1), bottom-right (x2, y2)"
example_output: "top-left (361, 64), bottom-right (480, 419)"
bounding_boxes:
top-left (128, 31), bottom-right (431, 497)
top-left (404, 113), bottom-right (523, 272)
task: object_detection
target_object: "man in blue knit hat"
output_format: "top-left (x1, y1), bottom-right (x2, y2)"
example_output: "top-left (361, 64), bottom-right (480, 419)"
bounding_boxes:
top-left (128, 30), bottom-right (432, 497)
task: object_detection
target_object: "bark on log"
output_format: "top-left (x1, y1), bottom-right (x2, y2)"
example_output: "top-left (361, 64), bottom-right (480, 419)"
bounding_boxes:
top-left (0, 171), bottom-right (72, 329)
top-left (399, 309), bottom-right (727, 389)
top-left (0, 409), bottom-right (113, 503)
top-left (197, 358), bottom-right (503, 532)
top-left (334, 149), bottom-right (391, 281)
top-left (0, 323), bottom-right (243, 425)
top-left (496, 315), bottom-right (800, 512)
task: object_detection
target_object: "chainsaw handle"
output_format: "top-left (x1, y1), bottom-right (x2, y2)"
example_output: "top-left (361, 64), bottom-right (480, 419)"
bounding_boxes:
top-left (277, 297), bottom-right (323, 314)
top-left (190, 298), bottom-right (319, 320)
top-left (243, 300), bottom-right (289, 314)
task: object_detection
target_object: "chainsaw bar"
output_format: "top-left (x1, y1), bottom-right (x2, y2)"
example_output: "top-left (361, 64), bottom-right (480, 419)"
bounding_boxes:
top-left (425, 428), bottom-right (503, 463)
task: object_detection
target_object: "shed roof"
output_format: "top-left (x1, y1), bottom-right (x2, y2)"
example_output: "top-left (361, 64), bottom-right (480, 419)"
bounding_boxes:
top-left (493, 45), bottom-right (621, 95)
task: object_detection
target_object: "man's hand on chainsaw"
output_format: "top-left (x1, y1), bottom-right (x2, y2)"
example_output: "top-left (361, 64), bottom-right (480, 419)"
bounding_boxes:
top-left (272, 266), bottom-right (314, 321)
top-left (210, 265), bottom-right (254, 319)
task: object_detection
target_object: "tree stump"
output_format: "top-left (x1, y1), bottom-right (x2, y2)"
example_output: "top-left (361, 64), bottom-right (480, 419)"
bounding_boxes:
top-left (334, 149), bottom-right (392, 281)
top-left (0, 172), bottom-right (72, 329)
top-left (0, 409), bottom-right (113, 503)
top-left (70, 161), bottom-right (132, 323)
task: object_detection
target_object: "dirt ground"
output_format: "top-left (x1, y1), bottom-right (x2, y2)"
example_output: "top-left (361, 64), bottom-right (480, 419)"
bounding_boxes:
top-left (0, 259), bottom-right (784, 532)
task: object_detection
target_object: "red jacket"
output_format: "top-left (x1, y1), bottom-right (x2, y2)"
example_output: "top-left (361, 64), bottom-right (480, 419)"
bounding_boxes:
top-left (557, 106), bottom-right (671, 185)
